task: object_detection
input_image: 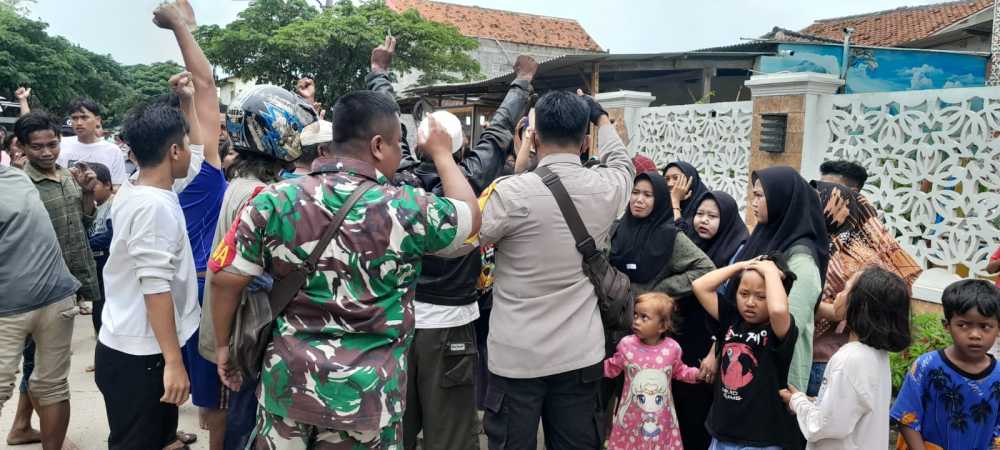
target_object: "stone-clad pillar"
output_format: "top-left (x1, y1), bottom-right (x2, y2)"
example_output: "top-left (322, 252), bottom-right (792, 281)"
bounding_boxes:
top-left (742, 73), bottom-right (843, 226)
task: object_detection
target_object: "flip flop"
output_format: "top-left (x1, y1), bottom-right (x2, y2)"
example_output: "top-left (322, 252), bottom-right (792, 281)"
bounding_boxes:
top-left (176, 431), bottom-right (197, 445)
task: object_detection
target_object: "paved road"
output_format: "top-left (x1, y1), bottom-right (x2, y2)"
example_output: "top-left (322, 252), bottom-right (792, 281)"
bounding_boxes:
top-left (0, 316), bottom-right (207, 450)
top-left (0, 316), bottom-right (536, 449)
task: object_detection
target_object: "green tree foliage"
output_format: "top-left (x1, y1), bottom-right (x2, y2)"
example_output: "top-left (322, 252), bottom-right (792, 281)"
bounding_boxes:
top-left (125, 62), bottom-right (186, 99)
top-left (197, 0), bottom-right (481, 105)
top-left (0, 3), bottom-right (185, 127)
top-left (0, 0), bottom-right (34, 15)
top-left (0, 4), bottom-right (132, 123)
top-left (105, 62), bottom-right (187, 125)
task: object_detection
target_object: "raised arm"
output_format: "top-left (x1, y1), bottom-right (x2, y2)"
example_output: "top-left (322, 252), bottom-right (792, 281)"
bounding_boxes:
top-left (669, 175), bottom-right (692, 224)
top-left (692, 261), bottom-right (748, 320)
top-left (455, 55), bottom-right (535, 194)
top-left (419, 116), bottom-right (481, 237)
top-left (583, 91), bottom-right (635, 211)
top-left (514, 116), bottom-right (537, 174)
top-left (366, 36), bottom-right (414, 163)
top-left (15, 87), bottom-right (30, 116)
top-left (154, 0), bottom-right (221, 168)
top-left (169, 72), bottom-right (200, 146)
top-left (296, 78), bottom-right (322, 120)
top-left (747, 260), bottom-right (791, 339)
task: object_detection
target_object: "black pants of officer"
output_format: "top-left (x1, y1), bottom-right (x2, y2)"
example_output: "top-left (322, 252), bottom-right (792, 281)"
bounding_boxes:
top-left (483, 362), bottom-right (603, 450)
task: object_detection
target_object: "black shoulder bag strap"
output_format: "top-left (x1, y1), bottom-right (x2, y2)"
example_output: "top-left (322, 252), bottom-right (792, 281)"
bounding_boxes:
top-left (534, 166), bottom-right (599, 258)
top-left (268, 180), bottom-right (376, 320)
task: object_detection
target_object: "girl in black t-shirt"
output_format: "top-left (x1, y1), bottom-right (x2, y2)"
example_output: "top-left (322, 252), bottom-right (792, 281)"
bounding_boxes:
top-left (691, 253), bottom-right (799, 450)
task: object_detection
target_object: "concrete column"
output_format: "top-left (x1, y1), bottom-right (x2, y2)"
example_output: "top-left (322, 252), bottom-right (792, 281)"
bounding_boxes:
top-left (742, 73), bottom-right (843, 226)
top-left (595, 90), bottom-right (656, 146)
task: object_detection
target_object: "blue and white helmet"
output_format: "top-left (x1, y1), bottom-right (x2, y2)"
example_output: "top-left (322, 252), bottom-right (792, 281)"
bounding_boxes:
top-left (226, 85), bottom-right (317, 162)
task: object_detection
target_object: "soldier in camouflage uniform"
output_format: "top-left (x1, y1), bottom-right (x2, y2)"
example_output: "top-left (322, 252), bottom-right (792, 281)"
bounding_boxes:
top-left (209, 58), bottom-right (482, 448)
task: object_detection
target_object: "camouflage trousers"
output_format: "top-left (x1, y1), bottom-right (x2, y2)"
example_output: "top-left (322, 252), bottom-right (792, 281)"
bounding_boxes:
top-left (252, 404), bottom-right (402, 449)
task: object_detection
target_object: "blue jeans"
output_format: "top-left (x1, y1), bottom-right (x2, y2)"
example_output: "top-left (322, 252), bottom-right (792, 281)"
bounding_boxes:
top-left (223, 374), bottom-right (258, 450)
top-left (806, 362), bottom-right (828, 397)
top-left (709, 438), bottom-right (782, 450)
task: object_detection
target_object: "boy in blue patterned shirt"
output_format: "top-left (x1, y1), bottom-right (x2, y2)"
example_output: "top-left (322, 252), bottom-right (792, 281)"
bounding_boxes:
top-left (891, 279), bottom-right (1000, 450)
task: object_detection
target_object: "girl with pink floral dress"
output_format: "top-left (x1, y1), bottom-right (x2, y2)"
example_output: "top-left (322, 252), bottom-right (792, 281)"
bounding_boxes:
top-left (605, 292), bottom-right (703, 450)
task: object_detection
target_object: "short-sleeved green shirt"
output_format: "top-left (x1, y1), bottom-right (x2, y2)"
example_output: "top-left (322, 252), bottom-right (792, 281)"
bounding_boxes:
top-left (214, 157), bottom-right (469, 430)
top-left (23, 163), bottom-right (99, 302)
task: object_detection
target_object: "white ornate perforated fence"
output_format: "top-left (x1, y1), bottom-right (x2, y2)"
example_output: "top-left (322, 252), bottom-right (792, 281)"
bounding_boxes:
top-left (627, 102), bottom-right (753, 211)
top-left (816, 87), bottom-right (1000, 277)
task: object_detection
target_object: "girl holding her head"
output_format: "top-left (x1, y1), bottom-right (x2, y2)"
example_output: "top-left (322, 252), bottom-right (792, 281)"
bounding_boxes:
top-left (692, 253), bottom-right (800, 450)
top-left (733, 166), bottom-right (829, 394)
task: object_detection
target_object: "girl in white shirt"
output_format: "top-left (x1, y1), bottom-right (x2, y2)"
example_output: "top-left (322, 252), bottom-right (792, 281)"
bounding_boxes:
top-left (779, 266), bottom-right (913, 450)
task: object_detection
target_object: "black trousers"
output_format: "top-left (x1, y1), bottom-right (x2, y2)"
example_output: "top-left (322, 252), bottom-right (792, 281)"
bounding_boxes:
top-left (473, 304), bottom-right (491, 410)
top-left (224, 374), bottom-right (259, 450)
top-left (483, 362), bottom-right (603, 450)
top-left (403, 323), bottom-right (479, 450)
top-left (95, 342), bottom-right (178, 450)
top-left (92, 300), bottom-right (104, 335)
top-left (673, 380), bottom-right (714, 450)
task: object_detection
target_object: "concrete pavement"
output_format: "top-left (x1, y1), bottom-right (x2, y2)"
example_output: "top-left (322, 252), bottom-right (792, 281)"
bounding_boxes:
top-left (0, 315), bottom-right (539, 449)
top-left (0, 315), bottom-right (207, 450)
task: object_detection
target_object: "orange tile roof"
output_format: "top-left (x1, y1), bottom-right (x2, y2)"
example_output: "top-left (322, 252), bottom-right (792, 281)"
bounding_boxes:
top-left (386, 0), bottom-right (603, 52)
top-left (799, 0), bottom-right (992, 47)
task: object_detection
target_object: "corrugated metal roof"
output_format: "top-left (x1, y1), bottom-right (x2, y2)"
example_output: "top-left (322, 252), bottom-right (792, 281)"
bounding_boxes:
top-left (405, 51), bottom-right (766, 96)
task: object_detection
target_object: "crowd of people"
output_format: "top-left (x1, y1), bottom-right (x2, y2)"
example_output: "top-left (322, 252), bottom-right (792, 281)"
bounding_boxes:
top-left (2, 1), bottom-right (1000, 450)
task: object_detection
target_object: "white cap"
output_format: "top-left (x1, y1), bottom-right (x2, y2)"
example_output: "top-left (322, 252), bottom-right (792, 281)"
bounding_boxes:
top-left (300, 120), bottom-right (332, 146)
top-left (418, 110), bottom-right (465, 155)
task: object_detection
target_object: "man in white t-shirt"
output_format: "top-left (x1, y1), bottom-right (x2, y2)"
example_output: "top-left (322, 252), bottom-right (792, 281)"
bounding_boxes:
top-left (95, 98), bottom-right (202, 450)
top-left (56, 99), bottom-right (128, 186)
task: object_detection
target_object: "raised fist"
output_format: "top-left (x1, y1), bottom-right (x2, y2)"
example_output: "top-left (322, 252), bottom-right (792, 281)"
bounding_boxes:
top-left (169, 71), bottom-right (195, 100)
top-left (513, 55), bottom-right (539, 81)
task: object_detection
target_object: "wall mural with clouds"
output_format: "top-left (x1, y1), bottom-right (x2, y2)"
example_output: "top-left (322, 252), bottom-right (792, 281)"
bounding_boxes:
top-left (759, 43), bottom-right (987, 94)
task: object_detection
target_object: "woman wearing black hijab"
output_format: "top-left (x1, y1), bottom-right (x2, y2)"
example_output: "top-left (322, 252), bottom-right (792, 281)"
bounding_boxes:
top-left (692, 191), bottom-right (749, 268)
top-left (728, 165), bottom-right (830, 396)
top-left (663, 161), bottom-right (711, 239)
top-left (609, 171), bottom-right (716, 450)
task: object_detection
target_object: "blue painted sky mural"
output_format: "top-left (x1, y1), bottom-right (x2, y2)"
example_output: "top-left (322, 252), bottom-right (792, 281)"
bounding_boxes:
top-left (759, 43), bottom-right (988, 93)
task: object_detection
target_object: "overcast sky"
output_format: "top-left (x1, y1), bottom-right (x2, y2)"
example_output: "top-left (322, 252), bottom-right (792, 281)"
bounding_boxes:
top-left (26, 0), bottom-right (949, 65)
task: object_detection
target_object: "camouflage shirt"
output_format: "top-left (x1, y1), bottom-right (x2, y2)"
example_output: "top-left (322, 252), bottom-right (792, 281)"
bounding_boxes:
top-left (216, 157), bottom-right (472, 430)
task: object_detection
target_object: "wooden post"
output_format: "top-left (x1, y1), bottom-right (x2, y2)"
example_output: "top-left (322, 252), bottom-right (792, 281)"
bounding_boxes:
top-left (701, 67), bottom-right (716, 102)
top-left (590, 62), bottom-right (600, 158)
